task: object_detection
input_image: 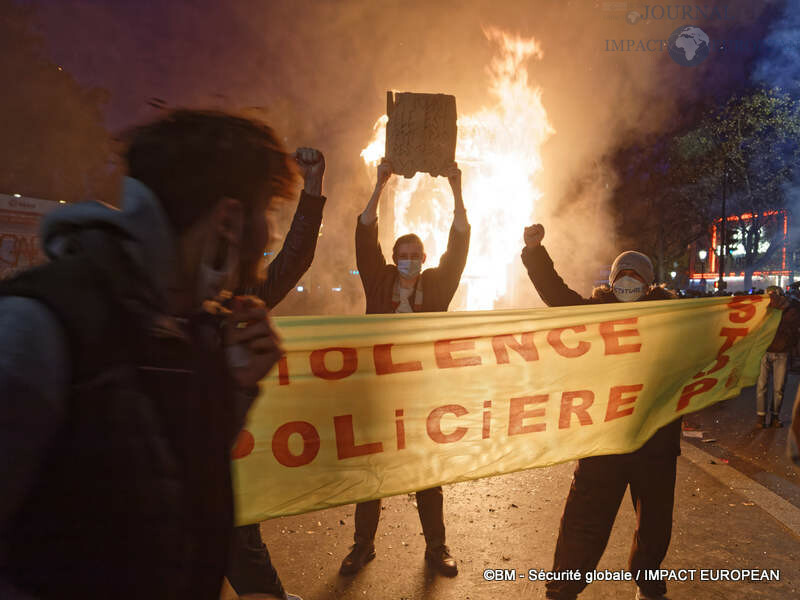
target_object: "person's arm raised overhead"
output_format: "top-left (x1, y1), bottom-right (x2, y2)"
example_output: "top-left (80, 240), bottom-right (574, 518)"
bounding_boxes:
top-left (356, 159), bottom-right (394, 294)
top-left (521, 224), bottom-right (585, 307)
top-left (256, 147), bottom-right (326, 308)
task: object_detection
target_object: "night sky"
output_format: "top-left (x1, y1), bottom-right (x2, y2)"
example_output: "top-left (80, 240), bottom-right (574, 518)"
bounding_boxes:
top-left (12, 0), bottom-right (799, 309)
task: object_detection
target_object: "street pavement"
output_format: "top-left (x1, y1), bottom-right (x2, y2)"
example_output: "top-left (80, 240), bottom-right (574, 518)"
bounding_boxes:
top-left (681, 371), bottom-right (800, 510)
top-left (221, 381), bottom-right (800, 600)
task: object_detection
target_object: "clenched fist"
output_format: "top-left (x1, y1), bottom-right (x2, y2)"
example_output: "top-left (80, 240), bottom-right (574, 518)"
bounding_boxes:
top-left (375, 158), bottom-right (394, 190)
top-left (442, 162), bottom-right (462, 199)
top-left (524, 224), bottom-right (545, 248)
top-left (295, 147), bottom-right (325, 196)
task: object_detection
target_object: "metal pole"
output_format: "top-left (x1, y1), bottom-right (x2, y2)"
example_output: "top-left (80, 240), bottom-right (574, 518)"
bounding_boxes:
top-left (718, 166), bottom-right (727, 291)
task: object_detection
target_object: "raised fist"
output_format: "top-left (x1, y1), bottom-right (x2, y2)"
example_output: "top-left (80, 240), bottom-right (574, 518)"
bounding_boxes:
top-left (524, 224), bottom-right (545, 248)
top-left (442, 162), bottom-right (462, 197)
top-left (376, 158), bottom-right (394, 189)
top-left (295, 147), bottom-right (325, 179)
top-left (295, 148), bottom-right (325, 196)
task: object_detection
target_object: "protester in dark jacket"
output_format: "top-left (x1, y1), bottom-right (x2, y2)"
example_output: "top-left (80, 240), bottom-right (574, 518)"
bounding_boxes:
top-left (521, 223), bottom-right (678, 600)
top-left (339, 158), bottom-right (470, 578)
top-left (244, 147), bottom-right (326, 309)
top-left (755, 286), bottom-right (800, 428)
top-left (227, 147), bottom-right (326, 600)
top-left (0, 111), bottom-right (288, 600)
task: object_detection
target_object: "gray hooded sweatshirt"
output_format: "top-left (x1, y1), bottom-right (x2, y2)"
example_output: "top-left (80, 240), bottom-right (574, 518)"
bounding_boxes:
top-left (0, 178), bottom-right (180, 599)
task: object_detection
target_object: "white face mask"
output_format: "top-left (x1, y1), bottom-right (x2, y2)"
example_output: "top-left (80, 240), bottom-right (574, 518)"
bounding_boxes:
top-left (612, 276), bottom-right (645, 302)
top-left (397, 259), bottom-right (422, 279)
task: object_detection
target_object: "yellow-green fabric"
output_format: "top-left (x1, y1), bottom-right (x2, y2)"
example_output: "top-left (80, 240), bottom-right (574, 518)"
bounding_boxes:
top-left (232, 296), bottom-right (778, 524)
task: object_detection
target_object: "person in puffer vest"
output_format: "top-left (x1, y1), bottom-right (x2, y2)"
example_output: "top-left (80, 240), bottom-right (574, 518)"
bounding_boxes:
top-left (521, 223), bottom-right (678, 600)
top-left (0, 110), bottom-right (290, 600)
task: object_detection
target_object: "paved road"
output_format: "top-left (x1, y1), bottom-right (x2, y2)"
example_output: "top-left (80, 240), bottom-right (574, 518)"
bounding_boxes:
top-left (220, 379), bottom-right (800, 600)
top-left (682, 374), bottom-right (800, 509)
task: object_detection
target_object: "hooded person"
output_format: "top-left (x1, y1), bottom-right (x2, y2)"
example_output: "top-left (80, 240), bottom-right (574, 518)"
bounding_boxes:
top-left (520, 223), bottom-right (678, 600)
top-left (0, 110), bottom-right (289, 600)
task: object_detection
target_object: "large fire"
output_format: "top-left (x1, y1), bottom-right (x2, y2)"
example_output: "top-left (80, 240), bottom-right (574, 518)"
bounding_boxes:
top-left (361, 28), bottom-right (554, 310)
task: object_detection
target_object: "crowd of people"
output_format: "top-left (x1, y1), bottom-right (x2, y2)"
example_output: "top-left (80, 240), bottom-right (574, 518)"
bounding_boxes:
top-left (0, 109), bottom-right (798, 600)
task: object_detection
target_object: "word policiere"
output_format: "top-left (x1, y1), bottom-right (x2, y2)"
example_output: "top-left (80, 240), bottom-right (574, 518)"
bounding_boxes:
top-left (245, 296), bottom-right (765, 468)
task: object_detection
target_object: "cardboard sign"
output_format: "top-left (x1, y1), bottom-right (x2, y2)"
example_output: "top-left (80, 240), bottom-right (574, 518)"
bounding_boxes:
top-left (385, 91), bottom-right (457, 178)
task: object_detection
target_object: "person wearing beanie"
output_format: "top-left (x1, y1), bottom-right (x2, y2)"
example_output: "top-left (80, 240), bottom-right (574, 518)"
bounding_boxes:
top-left (755, 286), bottom-right (800, 429)
top-left (520, 223), bottom-right (677, 600)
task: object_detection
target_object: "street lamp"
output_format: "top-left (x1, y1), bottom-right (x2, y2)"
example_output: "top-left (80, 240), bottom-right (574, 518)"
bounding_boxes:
top-left (698, 249), bottom-right (708, 292)
top-left (670, 271), bottom-right (677, 279)
top-left (718, 165), bottom-right (729, 291)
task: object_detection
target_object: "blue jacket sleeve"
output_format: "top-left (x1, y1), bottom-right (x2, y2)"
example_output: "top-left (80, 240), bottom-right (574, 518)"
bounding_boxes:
top-left (0, 297), bottom-right (69, 597)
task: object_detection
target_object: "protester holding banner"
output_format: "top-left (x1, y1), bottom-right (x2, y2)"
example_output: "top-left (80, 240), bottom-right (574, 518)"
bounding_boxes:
top-left (227, 147), bottom-right (326, 600)
top-left (521, 223), bottom-right (678, 600)
top-left (0, 110), bottom-right (287, 600)
top-left (338, 158), bottom-right (469, 577)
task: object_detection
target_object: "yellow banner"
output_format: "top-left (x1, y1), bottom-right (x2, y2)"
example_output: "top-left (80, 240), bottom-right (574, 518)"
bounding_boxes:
top-left (232, 296), bottom-right (779, 524)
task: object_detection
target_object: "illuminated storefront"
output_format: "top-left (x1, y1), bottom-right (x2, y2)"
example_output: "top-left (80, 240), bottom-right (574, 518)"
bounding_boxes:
top-left (690, 210), bottom-right (790, 291)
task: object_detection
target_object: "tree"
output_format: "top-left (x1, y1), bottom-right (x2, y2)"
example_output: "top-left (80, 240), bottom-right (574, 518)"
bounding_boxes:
top-left (0, 0), bottom-right (115, 203)
top-left (611, 135), bottom-right (716, 284)
top-left (673, 89), bottom-right (800, 288)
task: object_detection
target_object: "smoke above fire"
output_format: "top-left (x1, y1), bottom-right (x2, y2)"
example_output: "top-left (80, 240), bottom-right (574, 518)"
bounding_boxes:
top-left (26, 0), bottom-right (774, 314)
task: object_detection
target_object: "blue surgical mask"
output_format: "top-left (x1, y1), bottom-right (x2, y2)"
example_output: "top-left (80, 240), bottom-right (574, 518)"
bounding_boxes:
top-left (397, 259), bottom-right (422, 279)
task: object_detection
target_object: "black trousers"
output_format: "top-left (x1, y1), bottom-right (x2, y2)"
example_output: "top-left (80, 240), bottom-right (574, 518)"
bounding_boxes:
top-left (227, 523), bottom-right (286, 598)
top-left (354, 486), bottom-right (446, 548)
top-left (545, 453), bottom-right (677, 600)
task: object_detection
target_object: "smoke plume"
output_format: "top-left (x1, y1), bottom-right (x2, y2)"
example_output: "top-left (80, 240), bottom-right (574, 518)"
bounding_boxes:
top-left (26, 0), bottom-right (776, 311)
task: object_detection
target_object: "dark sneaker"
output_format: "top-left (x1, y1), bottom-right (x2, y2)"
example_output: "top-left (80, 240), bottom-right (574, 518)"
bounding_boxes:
top-left (758, 415), bottom-right (768, 428)
top-left (339, 544), bottom-right (376, 575)
top-left (771, 415), bottom-right (784, 428)
top-left (425, 544), bottom-right (458, 577)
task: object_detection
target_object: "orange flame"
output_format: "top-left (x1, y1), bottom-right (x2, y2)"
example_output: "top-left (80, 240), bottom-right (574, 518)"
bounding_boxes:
top-left (361, 28), bottom-right (554, 310)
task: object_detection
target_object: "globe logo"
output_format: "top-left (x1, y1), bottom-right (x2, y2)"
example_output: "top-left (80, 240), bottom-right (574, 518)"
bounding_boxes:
top-left (626, 10), bottom-right (642, 24)
top-left (668, 25), bottom-right (710, 66)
